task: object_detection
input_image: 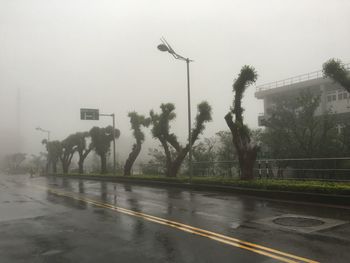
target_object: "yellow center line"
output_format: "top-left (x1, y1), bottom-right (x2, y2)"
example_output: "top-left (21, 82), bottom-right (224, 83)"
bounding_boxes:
top-left (32, 184), bottom-right (319, 263)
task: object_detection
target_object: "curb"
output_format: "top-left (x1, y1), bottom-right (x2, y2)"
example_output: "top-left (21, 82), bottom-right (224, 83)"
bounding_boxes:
top-left (48, 174), bottom-right (350, 207)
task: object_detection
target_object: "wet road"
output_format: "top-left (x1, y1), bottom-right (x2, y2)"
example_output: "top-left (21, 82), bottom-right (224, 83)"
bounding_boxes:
top-left (0, 174), bottom-right (349, 263)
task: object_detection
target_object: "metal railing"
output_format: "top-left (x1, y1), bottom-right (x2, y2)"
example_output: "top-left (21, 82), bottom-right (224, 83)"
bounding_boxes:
top-left (255, 63), bottom-right (350, 93)
top-left (255, 157), bottom-right (350, 181)
top-left (138, 157), bottom-right (350, 181)
top-left (191, 158), bottom-right (350, 181)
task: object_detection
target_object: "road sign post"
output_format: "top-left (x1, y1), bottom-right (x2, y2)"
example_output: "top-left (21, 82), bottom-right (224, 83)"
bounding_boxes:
top-left (80, 108), bottom-right (117, 176)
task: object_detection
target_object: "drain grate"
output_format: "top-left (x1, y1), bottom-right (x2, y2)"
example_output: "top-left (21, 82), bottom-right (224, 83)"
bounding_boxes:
top-left (253, 214), bottom-right (347, 233)
top-left (273, 217), bottom-right (324, 227)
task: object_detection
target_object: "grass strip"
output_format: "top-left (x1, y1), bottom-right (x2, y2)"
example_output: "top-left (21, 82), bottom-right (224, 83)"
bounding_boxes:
top-left (57, 173), bottom-right (350, 196)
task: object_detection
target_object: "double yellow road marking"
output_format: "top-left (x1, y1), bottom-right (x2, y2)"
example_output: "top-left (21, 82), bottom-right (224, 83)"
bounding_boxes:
top-left (33, 184), bottom-right (319, 263)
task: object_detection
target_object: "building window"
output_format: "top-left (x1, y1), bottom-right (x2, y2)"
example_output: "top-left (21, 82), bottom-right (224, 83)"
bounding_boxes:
top-left (344, 92), bottom-right (348, 99)
top-left (339, 93), bottom-right (343, 100)
top-left (327, 94), bottom-right (337, 102)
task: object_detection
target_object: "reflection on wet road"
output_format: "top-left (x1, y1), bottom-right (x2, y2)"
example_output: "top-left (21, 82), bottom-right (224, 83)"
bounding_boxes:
top-left (1, 174), bottom-right (350, 262)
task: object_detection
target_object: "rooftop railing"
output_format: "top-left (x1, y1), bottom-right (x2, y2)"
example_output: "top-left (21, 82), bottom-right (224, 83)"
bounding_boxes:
top-left (255, 63), bottom-right (350, 93)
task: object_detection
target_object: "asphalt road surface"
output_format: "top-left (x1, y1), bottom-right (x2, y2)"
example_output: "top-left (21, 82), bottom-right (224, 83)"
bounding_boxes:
top-left (0, 174), bottom-right (349, 263)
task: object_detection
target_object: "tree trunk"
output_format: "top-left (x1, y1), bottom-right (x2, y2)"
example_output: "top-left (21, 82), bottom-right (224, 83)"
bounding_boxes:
top-left (239, 153), bottom-right (256, 180)
top-left (167, 162), bottom-right (182, 177)
top-left (78, 149), bottom-right (91, 174)
top-left (225, 113), bottom-right (258, 180)
top-left (61, 153), bottom-right (73, 174)
top-left (100, 154), bottom-right (107, 174)
top-left (78, 160), bottom-right (84, 174)
top-left (166, 148), bottom-right (188, 178)
top-left (124, 143), bottom-right (141, 176)
top-left (62, 163), bottom-right (68, 174)
top-left (235, 147), bottom-right (258, 180)
top-left (164, 160), bottom-right (172, 177)
top-left (52, 162), bottom-right (57, 174)
top-left (46, 159), bottom-right (50, 174)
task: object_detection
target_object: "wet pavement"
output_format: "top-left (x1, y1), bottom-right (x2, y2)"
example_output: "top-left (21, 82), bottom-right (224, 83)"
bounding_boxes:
top-left (0, 174), bottom-right (349, 262)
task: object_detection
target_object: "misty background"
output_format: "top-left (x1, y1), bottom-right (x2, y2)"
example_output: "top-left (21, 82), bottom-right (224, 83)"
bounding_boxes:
top-left (1, 0), bottom-right (350, 165)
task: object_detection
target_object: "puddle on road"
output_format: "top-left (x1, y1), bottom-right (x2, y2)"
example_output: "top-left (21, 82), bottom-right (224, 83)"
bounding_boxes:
top-left (41, 249), bottom-right (63, 256)
top-left (230, 222), bottom-right (241, 229)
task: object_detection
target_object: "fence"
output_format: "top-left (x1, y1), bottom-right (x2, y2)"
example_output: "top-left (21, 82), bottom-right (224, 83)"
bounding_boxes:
top-left (138, 158), bottom-right (350, 181)
top-left (254, 157), bottom-right (350, 181)
top-left (192, 158), bottom-right (350, 181)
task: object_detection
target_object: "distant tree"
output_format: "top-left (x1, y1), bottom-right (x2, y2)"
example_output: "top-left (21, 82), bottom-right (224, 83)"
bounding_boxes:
top-left (338, 124), bottom-right (350, 156)
top-left (262, 91), bottom-right (339, 158)
top-left (141, 147), bottom-right (168, 175)
top-left (11, 153), bottom-right (26, 170)
top-left (323, 58), bottom-right (350, 92)
top-left (150, 102), bottom-right (212, 177)
top-left (42, 140), bottom-right (62, 173)
top-left (124, 112), bottom-right (151, 176)
top-left (28, 153), bottom-right (46, 174)
top-left (191, 137), bottom-right (216, 176)
top-left (215, 131), bottom-right (237, 176)
top-left (225, 66), bottom-right (259, 180)
top-left (88, 152), bottom-right (102, 173)
top-left (215, 131), bottom-right (236, 159)
top-left (1, 153), bottom-right (26, 173)
top-left (89, 126), bottom-right (120, 174)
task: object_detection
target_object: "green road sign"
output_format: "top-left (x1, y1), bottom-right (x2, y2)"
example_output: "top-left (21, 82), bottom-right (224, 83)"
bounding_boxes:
top-left (80, 108), bottom-right (99, 120)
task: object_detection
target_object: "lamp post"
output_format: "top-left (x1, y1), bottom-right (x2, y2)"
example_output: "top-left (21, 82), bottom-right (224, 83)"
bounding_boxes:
top-left (157, 37), bottom-right (193, 181)
top-left (36, 127), bottom-right (50, 142)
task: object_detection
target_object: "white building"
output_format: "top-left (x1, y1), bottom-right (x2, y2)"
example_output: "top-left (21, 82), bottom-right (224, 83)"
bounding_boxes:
top-left (255, 64), bottom-right (350, 126)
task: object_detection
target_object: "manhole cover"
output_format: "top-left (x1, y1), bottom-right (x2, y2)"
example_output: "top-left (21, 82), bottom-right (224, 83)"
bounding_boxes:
top-left (273, 217), bottom-right (324, 227)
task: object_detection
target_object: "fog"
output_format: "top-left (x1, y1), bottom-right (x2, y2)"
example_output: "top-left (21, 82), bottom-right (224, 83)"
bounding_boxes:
top-left (1, 0), bottom-right (350, 162)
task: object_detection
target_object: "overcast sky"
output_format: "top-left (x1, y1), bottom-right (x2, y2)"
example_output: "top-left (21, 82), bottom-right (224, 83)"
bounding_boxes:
top-left (1, 0), bottom-right (350, 160)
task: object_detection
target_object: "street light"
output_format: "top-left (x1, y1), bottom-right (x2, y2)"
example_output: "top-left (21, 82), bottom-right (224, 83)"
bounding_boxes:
top-left (36, 126), bottom-right (50, 142)
top-left (157, 37), bottom-right (194, 181)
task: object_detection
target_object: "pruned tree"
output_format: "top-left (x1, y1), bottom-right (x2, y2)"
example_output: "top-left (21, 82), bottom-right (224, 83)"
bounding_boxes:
top-left (323, 58), bottom-right (350, 161)
top-left (75, 132), bottom-right (92, 174)
top-left (90, 126), bottom-right (120, 174)
top-left (323, 58), bottom-right (350, 92)
top-left (60, 134), bottom-right (78, 174)
top-left (42, 140), bottom-right (62, 173)
top-left (150, 102), bottom-right (212, 177)
top-left (224, 66), bottom-right (259, 180)
top-left (124, 112), bottom-right (150, 176)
